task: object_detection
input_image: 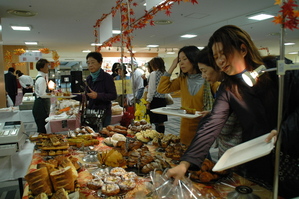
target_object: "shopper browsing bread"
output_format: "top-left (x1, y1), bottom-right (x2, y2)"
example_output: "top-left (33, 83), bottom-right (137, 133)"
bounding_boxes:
top-left (198, 47), bottom-right (242, 158)
top-left (146, 57), bottom-right (168, 133)
top-left (166, 25), bottom-right (279, 191)
top-left (85, 52), bottom-right (117, 129)
top-left (157, 46), bottom-right (205, 145)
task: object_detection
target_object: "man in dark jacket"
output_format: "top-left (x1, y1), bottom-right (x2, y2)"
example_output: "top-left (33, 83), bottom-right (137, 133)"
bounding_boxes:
top-left (4, 67), bottom-right (18, 106)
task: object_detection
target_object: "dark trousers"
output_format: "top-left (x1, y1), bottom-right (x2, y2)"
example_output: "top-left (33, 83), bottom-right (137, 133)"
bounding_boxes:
top-left (32, 98), bottom-right (50, 133)
top-left (8, 93), bottom-right (16, 106)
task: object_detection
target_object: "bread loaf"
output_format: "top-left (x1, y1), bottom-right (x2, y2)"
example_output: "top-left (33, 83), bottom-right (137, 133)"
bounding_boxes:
top-left (25, 167), bottom-right (53, 196)
top-left (60, 157), bottom-right (78, 179)
top-left (50, 166), bottom-right (75, 192)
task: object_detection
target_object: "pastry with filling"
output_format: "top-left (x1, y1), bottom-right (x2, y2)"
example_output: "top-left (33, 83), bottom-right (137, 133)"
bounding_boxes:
top-left (87, 178), bottom-right (104, 190)
top-left (104, 175), bottom-right (122, 184)
top-left (110, 167), bottom-right (126, 176)
top-left (101, 183), bottom-right (120, 196)
top-left (118, 179), bottom-right (136, 191)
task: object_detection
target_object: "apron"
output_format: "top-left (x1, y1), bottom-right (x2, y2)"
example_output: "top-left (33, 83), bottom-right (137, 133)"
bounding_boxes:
top-left (32, 76), bottom-right (51, 133)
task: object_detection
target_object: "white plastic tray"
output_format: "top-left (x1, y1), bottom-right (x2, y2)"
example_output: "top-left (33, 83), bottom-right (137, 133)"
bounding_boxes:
top-left (212, 133), bottom-right (275, 172)
top-left (41, 94), bottom-right (76, 99)
top-left (150, 107), bottom-right (202, 119)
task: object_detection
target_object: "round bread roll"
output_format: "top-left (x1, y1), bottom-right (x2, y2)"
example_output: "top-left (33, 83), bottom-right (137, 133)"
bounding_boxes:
top-left (87, 178), bottom-right (104, 190)
top-left (110, 167), bottom-right (126, 176)
top-left (111, 133), bottom-right (126, 142)
top-left (104, 175), bottom-right (122, 184)
top-left (119, 179), bottom-right (136, 191)
top-left (101, 183), bottom-right (120, 196)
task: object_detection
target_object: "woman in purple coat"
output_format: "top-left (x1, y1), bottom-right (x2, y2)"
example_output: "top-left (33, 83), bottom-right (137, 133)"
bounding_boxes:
top-left (84, 52), bottom-right (117, 129)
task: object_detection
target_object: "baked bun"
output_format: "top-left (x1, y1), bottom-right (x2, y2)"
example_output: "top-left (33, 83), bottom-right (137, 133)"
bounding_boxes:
top-left (101, 184), bottom-right (120, 196)
top-left (104, 175), bottom-right (122, 184)
top-left (110, 167), bottom-right (126, 176)
top-left (87, 178), bottom-right (104, 190)
top-left (118, 179), bottom-right (136, 191)
top-left (121, 171), bottom-right (137, 180)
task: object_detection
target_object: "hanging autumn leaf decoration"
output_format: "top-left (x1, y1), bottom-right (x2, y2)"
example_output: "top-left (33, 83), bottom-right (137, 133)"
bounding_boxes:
top-left (13, 48), bottom-right (26, 55)
top-left (94, 0), bottom-right (199, 51)
top-left (273, 0), bottom-right (299, 30)
top-left (39, 48), bottom-right (50, 54)
top-left (52, 50), bottom-right (60, 67)
top-left (4, 50), bottom-right (12, 66)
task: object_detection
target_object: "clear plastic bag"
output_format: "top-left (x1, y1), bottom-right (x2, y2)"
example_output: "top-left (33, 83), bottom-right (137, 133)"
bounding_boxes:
top-left (148, 169), bottom-right (203, 199)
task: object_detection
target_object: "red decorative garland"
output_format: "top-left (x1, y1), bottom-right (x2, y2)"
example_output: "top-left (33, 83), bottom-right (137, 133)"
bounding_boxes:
top-left (94, 0), bottom-right (198, 53)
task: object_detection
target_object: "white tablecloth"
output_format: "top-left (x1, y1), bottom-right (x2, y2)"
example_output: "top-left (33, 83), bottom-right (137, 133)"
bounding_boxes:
top-left (0, 140), bottom-right (35, 182)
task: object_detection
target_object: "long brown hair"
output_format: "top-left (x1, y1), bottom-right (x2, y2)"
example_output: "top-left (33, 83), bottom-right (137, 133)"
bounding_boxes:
top-left (207, 25), bottom-right (266, 98)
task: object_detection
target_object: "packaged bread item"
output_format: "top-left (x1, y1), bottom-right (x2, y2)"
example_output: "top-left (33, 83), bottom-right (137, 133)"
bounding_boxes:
top-left (25, 167), bottom-right (53, 196)
top-left (50, 166), bottom-right (75, 192)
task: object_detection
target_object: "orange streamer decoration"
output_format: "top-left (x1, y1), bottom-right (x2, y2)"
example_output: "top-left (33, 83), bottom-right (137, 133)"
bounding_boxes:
top-left (39, 48), bottom-right (50, 54)
top-left (13, 48), bottom-right (26, 55)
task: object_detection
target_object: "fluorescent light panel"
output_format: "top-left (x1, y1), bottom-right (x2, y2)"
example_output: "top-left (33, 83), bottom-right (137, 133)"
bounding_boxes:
top-left (112, 30), bottom-right (121, 34)
top-left (82, 50), bottom-right (91, 53)
top-left (167, 52), bottom-right (175, 54)
top-left (288, 51), bottom-right (298, 55)
top-left (11, 25), bottom-right (31, 31)
top-left (248, 13), bottom-right (274, 21)
top-left (284, 42), bottom-right (295, 46)
top-left (147, 44), bottom-right (159, 48)
top-left (25, 41), bottom-right (38, 45)
top-left (181, 34), bottom-right (197, 38)
top-left (91, 43), bottom-right (102, 46)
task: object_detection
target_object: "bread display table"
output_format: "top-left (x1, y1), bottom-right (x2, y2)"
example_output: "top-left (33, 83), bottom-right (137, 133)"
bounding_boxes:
top-left (21, 135), bottom-right (274, 199)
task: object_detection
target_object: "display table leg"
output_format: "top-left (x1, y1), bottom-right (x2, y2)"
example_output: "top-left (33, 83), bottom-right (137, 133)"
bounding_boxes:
top-left (18, 178), bottom-right (24, 198)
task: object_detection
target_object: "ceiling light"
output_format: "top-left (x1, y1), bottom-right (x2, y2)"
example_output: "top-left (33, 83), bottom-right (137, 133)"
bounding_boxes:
top-left (167, 52), bottom-right (175, 54)
top-left (82, 50), bottom-right (91, 53)
top-left (31, 50), bottom-right (40, 52)
top-left (288, 51), bottom-right (298, 55)
top-left (7, 9), bottom-right (37, 17)
top-left (112, 30), bottom-right (121, 34)
top-left (154, 20), bottom-right (172, 25)
top-left (11, 25), bottom-right (31, 31)
top-left (147, 45), bottom-right (159, 48)
top-left (248, 13), bottom-right (274, 21)
top-left (284, 42), bottom-right (295, 46)
top-left (91, 43), bottom-right (102, 46)
top-left (25, 41), bottom-right (38, 45)
top-left (181, 34), bottom-right (197, 38)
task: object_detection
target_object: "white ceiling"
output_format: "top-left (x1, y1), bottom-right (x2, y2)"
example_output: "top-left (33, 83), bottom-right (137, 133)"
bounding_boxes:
top-left (0, 0), bottom-right (298, 61)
